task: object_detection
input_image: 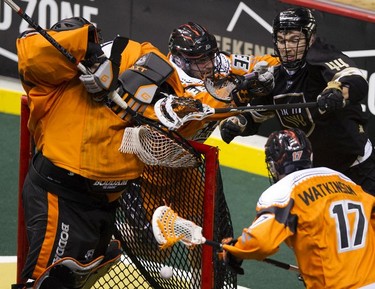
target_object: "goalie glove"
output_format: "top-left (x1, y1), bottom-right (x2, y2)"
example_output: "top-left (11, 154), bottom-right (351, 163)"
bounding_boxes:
top-left (80, 37), bottom-right (128, 102)
top-left (79, 59), bottom-right (116, 101)
top-left (317, 81), bottom-right (346, 114)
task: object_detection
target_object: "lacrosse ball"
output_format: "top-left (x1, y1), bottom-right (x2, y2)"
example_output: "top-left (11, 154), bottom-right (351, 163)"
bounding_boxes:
top-left (160, 266), bottom-right (173, 279)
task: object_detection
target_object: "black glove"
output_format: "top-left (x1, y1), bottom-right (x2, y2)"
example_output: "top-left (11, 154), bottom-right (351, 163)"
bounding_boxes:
top-left (220, 113), bottom-right (259, 144)
top-left (232, 63), bottom-right (274, 106)
top-left (317, 81), bottom-right (346, 114)
top-left (219, 237), bottom-right (245, 275)
top-left (82, 42), bottom-right (106, 68)
top-left (219, 114), bottom-right (248, 144)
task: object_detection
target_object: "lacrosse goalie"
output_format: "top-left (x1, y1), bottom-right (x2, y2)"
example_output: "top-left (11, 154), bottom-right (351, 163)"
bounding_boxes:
top-left (14, 16), bottom-right (185, 289)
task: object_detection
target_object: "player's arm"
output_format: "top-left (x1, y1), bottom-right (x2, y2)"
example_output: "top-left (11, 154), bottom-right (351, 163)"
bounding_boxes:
top-left (309, 44), bottom-right (368, 113)
top-left (223, 210), bottom-right (295, 261)
top-left (16, 26), bottom-right (90, 88)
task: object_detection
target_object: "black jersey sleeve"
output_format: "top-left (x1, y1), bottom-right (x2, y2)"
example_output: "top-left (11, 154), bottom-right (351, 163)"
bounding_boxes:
top-left (306, 37), bottom-right (368, 103)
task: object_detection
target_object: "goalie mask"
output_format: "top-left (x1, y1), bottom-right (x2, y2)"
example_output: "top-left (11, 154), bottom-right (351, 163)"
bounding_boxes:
top-left (265, 128), bottom-right (312, 183)
top-left (50, 17), bottom-right (102, 43)
top-left (168, 22), bottom-right (221, 79)
top-left (272, 8), bottom-right (316, 71)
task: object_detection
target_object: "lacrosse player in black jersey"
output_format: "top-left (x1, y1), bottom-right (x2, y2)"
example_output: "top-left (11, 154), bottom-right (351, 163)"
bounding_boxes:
top-left (220, 7), bottom-right (375, 196)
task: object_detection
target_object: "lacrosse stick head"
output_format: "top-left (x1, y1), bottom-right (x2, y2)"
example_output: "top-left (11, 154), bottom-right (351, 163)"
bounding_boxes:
top-left (154, 95), bottom-right (214, 130)
top-left (204, 73), bottom-right (242, 103)
top-left (152, 206), bottom-right (206, 249)
top-left (118, 124), bottom-right (201, 168)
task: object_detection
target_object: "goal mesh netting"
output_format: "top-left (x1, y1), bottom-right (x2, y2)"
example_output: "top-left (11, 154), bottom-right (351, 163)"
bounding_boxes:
top-left (17, 96), bottom-right (236, 289)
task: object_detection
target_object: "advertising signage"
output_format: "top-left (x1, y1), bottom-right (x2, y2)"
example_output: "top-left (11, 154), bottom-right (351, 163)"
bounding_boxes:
top-left (1, 0), bottom-right (374, 137)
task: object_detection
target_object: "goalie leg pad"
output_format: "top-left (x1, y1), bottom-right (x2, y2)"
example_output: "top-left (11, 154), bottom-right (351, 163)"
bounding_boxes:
top-left (81, 239), bottom-right (123, 289)
top-left (32, 240), bottom-right (122, 289)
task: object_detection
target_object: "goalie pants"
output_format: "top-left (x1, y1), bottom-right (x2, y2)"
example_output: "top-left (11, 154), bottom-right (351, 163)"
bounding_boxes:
top-left (20, 155), bottom-right (123, 281)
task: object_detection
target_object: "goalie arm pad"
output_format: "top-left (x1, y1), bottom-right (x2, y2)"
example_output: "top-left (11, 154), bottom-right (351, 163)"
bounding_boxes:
top-left (120, 52), bottom-right (174, 102)
top-left (111, 52), bottom-right (175, 119)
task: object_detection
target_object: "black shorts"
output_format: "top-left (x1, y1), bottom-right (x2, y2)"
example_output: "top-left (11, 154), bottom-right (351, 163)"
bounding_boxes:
top-left (21, 173), bottom-right (117, 280)
top-left (345, 150), bottom-right (375, 197)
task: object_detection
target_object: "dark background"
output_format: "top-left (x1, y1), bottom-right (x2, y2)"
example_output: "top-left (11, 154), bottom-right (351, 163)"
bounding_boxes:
top-left (1, 0), bottom-right (374, 138)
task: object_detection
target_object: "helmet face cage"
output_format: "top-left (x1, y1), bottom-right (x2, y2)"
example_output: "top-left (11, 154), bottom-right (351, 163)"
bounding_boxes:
top-left (272, 8), bottom-right (316, 70)
top-left (169, 22), bottom-right (220, 79)
top-left (265, 128), bottom-right (312, 183)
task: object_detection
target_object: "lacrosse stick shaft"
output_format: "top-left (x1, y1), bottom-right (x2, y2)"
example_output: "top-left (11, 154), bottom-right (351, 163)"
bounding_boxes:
top-left (4, 0), bottom-right (80, 67)
top-left (214, 102), bottom-right (317, 114)
top-left (202, 239), bottom-right (299, 272)
top-left (152, 206), bottom-right (299, 273)
top-left (5, 0), bottom-right (131, 111)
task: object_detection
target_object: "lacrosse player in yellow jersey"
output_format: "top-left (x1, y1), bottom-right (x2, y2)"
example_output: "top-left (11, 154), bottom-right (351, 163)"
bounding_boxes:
top-left (222, 128), bottom-right (375, 289)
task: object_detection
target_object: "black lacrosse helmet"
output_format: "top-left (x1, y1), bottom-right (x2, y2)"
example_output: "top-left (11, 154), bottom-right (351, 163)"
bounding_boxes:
top-left (50, 17), bottom-right (101, 43)
top-left (265, 128), bottom-right (312, 183)
top-left (272, 8), bottom-right (317, 70)
top-left (50, 17), bottom-right (91, 31)
top-left (168, 22), bottom-right (219, 78)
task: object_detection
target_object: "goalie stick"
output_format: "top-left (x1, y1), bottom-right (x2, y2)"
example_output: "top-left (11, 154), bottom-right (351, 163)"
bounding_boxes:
top-left (152, 205), bottom-right (300, 273)
top-left (154, 94), bottom-right (317, 130)
top-left (6, 0), bottom-right (201, 168)
top-left (3, 0), bottom-right (127, 108)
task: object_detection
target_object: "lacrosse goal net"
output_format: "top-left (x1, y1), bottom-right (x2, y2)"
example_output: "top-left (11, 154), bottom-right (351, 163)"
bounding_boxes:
top-left (17, 95), bottom-right (236, 289)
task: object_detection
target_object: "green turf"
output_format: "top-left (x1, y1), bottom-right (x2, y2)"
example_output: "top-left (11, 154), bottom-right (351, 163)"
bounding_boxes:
top-left (0, 113), bottom-right (19, 255)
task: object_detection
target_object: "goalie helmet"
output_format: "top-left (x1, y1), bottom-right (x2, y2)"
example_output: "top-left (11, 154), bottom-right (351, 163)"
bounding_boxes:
top-left (50, 17), bottom-right (91, 31)
top-left (272, 8), bottom-right (317, 70)
top-left (168, 22), bottom-right (220, 79)
top-left (50, 17), bottom-right (101, 43)
top-left (265, 128), bottom-right (312, 183)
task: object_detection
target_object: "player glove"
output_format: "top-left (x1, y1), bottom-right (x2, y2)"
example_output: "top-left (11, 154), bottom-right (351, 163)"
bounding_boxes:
top-left (219, 115), bottom-right (248, 144)
top-left (232, 61), bottom-right (275, 106)
top-left (317, 81), bottom-right (346, 114)
top-left (250, 60), bottom-right (275, 97)
top-left (220, 113), bottom-right (259, 144)
top-left (218, 237), bottom-right (245, 275)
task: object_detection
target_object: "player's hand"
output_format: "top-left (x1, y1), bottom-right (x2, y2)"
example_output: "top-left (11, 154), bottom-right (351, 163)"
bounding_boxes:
top-left (219, 115), bottom-right (248, 144)
top-left (317, 81), bottom-right (346, 114)
top-left (247, 61), bottom-right (275, 97)
top-left (232, 62), bottom-right (274, 106)
top-left (219, 237), bottom-right (245, 275)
